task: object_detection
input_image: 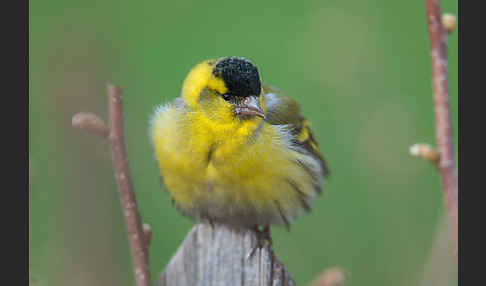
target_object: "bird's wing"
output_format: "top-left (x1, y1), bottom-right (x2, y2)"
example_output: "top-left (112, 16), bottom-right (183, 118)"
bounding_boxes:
top-left (262, 84), bottom-right (329, 178)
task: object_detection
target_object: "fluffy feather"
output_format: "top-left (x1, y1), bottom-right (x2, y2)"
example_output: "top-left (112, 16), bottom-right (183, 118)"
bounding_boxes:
top-left (150, 58), bottom-right (328, 229)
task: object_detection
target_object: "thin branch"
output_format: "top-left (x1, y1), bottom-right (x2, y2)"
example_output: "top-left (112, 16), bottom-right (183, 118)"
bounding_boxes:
top-left (419, 214), bottom-right (457, 286)
top-left (106, 84), bottom-right (152, 286)
top-left (72, 84), bottom-right (152, 286)
top-left (425, 0), bottom-right (458, 257)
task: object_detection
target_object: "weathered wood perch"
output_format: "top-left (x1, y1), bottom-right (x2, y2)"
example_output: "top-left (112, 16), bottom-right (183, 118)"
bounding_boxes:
top-left (158, 223), bottom-right (296, 286)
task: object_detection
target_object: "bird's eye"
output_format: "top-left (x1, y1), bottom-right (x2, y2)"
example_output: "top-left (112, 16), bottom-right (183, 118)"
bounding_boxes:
top-left (221, 93), bottom-right (231, 101)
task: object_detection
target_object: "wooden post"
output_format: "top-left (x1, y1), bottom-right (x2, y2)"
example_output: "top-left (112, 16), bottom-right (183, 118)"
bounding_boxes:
top-left (158, 224), bottom-right (296, 286)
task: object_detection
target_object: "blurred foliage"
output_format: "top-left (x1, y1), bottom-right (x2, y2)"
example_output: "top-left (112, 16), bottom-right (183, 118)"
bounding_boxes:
top-left (30, 0), bottom-right (458, 285)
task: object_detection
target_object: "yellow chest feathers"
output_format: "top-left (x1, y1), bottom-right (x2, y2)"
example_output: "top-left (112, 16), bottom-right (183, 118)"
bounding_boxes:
top-left (152, 104), bottom-right (279, 179)
top-left (150, 102), bottom-right (320, 228)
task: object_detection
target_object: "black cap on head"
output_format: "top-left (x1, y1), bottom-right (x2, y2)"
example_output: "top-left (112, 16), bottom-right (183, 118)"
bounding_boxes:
top-left (213, 57), bottom-right (261, 98)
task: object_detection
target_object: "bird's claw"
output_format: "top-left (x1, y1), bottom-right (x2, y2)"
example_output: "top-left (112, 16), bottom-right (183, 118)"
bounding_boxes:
top-left (246, 225), bottom-right (272, 261)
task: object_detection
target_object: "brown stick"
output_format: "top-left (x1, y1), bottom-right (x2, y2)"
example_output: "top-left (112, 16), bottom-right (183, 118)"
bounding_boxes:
top-left (72, 84), bottom-right (152, 286)
top-left (106, 84), bottom-right (152, 286)
top-left (425, 0), bottom-right (458, 257)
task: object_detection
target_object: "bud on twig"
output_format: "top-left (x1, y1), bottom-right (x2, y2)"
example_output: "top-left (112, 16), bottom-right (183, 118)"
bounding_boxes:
top-left (72, 112), bottom-right (109, 138)
top-left (441, 13), bottom-right (456, 34)
top-left (409, 143), bottom-right (440, 165)
top-left (143, 223), bottom-right (152, 246)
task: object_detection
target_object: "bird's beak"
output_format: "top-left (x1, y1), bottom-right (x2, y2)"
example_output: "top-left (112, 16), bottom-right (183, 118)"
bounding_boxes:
top-left (235, 96), bottom-right (265, 119)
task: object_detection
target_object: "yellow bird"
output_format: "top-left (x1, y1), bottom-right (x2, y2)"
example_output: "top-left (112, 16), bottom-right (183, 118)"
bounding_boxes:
top-left (150, 57), bottom-right (328, 242)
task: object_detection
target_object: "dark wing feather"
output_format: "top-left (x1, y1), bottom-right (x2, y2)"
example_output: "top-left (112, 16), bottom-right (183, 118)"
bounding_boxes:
top-left (262, 85), bottom-right (329, 178)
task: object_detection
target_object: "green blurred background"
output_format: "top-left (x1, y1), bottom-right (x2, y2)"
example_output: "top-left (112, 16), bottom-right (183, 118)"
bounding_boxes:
top-left (29, 0), bottom-right (458, 285)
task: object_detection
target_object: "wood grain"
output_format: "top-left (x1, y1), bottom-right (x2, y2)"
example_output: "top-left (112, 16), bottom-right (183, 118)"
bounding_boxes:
top-left (158, 224), bottom-right (295, 286)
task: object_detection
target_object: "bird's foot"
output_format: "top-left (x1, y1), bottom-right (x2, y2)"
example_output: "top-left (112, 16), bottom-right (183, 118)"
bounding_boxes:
top-left (246, 225), bottom-right (272, 260)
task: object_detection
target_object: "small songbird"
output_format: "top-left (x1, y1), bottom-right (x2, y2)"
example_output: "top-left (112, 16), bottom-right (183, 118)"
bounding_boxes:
top-left (150, 56), bottom-right (328, 243)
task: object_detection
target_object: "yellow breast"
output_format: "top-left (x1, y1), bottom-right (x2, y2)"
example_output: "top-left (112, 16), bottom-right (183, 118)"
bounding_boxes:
top-left (150, 100), bottom-right (319, 228)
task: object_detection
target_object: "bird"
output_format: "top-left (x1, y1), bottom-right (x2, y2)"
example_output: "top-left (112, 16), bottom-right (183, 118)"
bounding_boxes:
top-left (150, 56), bottom-right (328, 246)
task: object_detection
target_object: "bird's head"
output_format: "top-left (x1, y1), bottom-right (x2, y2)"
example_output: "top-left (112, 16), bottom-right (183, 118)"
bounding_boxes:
top-left (182, 57), bottom-right (265, 122)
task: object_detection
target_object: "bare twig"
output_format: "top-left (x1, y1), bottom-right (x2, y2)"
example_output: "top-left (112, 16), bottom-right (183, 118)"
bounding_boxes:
top-left (419, 215), bottom-right (457, 286)
top-left (72, 84), bottom-right (152, 286)
top-left (425, 0), bottom-right (458, 257)
top-left (106, 84), bottom-right (152, 286)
